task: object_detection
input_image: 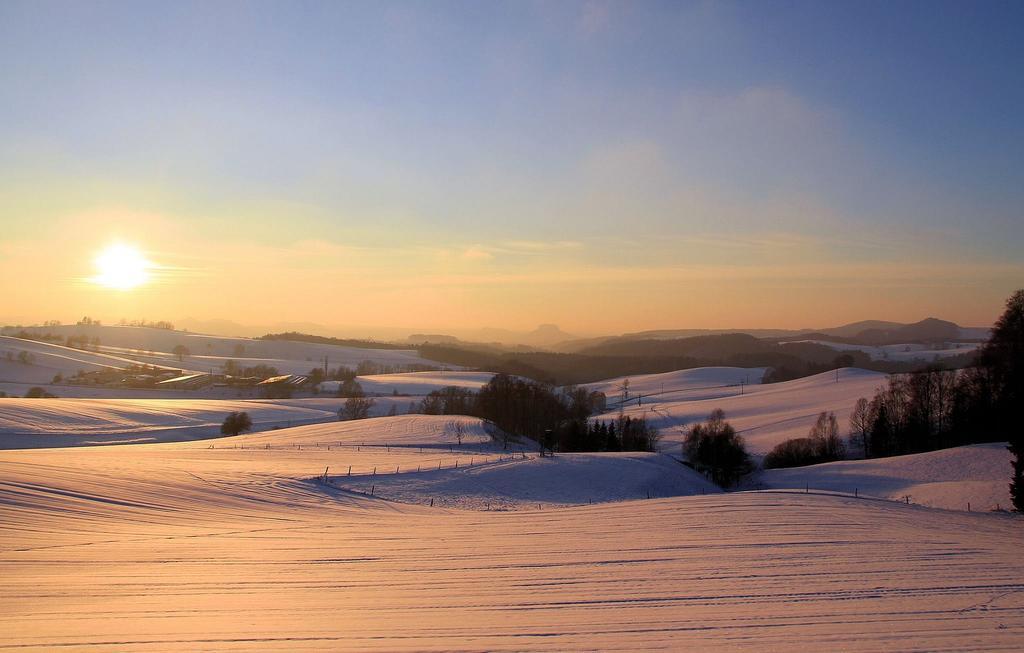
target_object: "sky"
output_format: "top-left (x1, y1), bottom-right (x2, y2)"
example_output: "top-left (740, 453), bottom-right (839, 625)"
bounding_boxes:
top-left (1, 0), bottom-right (1022, 336)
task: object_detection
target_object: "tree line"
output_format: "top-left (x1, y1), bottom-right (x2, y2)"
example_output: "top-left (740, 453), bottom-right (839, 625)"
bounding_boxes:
top-left (851, 291), bottom-right (1022, 509)
top-left (408, 374), bottom-right (656, 452)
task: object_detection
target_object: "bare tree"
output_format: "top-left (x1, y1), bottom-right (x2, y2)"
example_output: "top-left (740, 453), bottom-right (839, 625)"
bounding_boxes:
top-left (849, 397), bottom-right (872, 458)
top-left (339, 396), bottom-right (375, 421)
top-left (172, 344), bottom-right (190, 362)
top-left (449, 421), bottom-right (467, 446)
top-left (809, 411), bottom-right (846, 461)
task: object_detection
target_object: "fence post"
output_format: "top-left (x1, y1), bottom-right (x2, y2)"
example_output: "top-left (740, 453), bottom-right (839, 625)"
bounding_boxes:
top-left (347, 465), bottom-right (351, 476)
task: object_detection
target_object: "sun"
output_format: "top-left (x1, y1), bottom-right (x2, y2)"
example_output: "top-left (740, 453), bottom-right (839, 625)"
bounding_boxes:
top-left (91, 243), bottom-right (152, 290)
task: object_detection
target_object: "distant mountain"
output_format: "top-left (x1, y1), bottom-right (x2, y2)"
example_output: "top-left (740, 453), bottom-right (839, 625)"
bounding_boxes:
top-left (525, 324), bottom-right (574, 346)
top-left (575, 333), bottom-right (772, 359)
top-left (406, 333), bottom-right (462, 345)
top-left (177, 317), bottom-right (264, 337)
top-left (818, 320), bottom-right (905, 339)
top-left (459, 324), bottom-right (576, 348)
top-left (855, 318), bottom-right (962, 345)
top-left (555, 328), bottom-right (802, 353)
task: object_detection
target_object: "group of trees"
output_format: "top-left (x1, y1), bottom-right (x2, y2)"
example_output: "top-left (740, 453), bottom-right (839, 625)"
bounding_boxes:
top-left (116, 318), bottom-right (174, 330)
top-left (6, 330), bottom-right (63, 344)
top-left (408, 374), bottom-right (618, 451)
top-left (65, 335), bottom-right (101, 350)
top-left (683, 409), bottom-right (751, 487)
top-left (223, 360), bottom-right (279, 379)
top-left (23, 386), bottom-right (57, 398)
top-left (851, 368), bottom-right (965, 458)
top-left (848, 290), bottom-right (1023, 510)
top-left (542, 416), bottom-right (660, 453)
top-left (764, 412), bottom-right (846, 469)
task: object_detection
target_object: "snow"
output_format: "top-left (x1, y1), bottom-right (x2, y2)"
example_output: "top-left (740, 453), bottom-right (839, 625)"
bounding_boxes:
top-left (1, 420), bottom-right (1022, 651)
top-left (0, 330), bottom-right (454, 385)
top-left (0, 396), bottom-right (433, 448)
top-left (750, 443), bottom-right (1014, 512)
top-left (598, 368), bottom-right (888, 456)
top-left (583, 366), bottom-right (768, 404)
top-left (1, 364), bottom-right (1018, 650)
top-left (331, 451), bottom-right (721, 510)
top-left (356, 370), bottom-right (496, 395)
top-left (0, 336), bottom-right (158, 383)
top-left (785, 339), bottom-right (981, 362)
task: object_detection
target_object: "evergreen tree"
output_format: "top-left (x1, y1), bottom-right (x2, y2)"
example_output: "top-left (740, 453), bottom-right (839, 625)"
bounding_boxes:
top-left (980, 290), bottom-right (1024, 511)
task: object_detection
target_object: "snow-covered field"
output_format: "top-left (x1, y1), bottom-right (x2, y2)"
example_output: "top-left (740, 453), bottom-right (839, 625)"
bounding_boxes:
top-left (785, 339), bottom-right (980, 362)
top-left (751, 442), bottom-right (1014, 512)
top-left (0, 396), bottom-right (433, 448)
top-left (334, 451), bottom-right (721, 510)
top-left (0, 328), bottom-right (450, 384)
top-left (2, 415), bottom-right (1022, 651)
top-left (584, 366), bottom-right (767, 405)
top-left (600, 368), bottom-right (888, 456)
top-left (354, 370), bottom-right (495, 395)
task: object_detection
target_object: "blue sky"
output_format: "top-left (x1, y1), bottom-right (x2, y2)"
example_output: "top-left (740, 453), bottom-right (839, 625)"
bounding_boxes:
top-left (1, 1), bottom-right (1022, 332)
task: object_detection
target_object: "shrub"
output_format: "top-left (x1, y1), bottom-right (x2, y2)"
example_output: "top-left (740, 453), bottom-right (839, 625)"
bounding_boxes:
top-left (763, 437), bottom-right (824, 469)
top-left (24, 386), bottom-right (56, 398)
top-left (221, 411), bottom-right (252, 436)
top-left (340, 396), bottom-right (375, 421)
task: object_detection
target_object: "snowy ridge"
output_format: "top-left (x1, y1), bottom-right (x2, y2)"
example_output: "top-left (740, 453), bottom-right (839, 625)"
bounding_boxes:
top-left (355, 370), bottom-right (496, 395)
top-left (584, 366), bottom-right (768, 404)
top-left (599, 367), bottom-right (888, 455)
top-left (0, 329), bottom-right (454, 386)
top-left (329, 451), bottom-right (721, 510)
top-left (751, 442), bottom-right (1014, 512)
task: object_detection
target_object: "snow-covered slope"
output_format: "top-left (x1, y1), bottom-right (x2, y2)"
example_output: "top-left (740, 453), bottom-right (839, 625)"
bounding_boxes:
top-left (356, 370), bottom-right (495, 395)
top-left (584, 366), bottom-right (767, 404)
top-left (1, 429), bottom-right (1022, 651)
top-left (752, 443), bottom-right (1013, 512)
top-left (332, 451), bottom-right (721, 510)
top-left (236, 414), bottom-right (495, 449)
top-left (0, 336), bottom-right (165, 383)
top-left (0, 396), bottom-right (444, 448)
top-left (0, 328), bottom-right (453, 384)
top-left (597, 368), bottom-right (888, 456)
